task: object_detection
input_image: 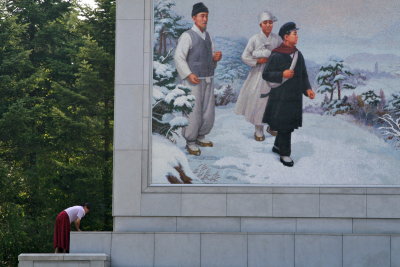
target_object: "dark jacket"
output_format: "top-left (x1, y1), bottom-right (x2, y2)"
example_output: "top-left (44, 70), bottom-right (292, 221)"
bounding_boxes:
top-left (262, 51), bottom-right (311, 131)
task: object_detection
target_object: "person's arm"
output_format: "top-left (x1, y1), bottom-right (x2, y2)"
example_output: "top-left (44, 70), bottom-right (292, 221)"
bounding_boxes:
top-left (241, 37), bottom-right (258, 67)
top-left (252, 43), bottom-right (272, 59)
top-left (210, 36), bottom-right (222, 63)
top-left (300, 52), bottom-right (314, 98)
top-left (74, 218), bottom-right (81, 231)
top-left (254, 34), bottom-right (281, 61)
top-left (252, 46), bottom-right (269, 64)
top-left (262, 53), bottom-right (284, 83)
top-left (174, 33), bottom-right (192, 80)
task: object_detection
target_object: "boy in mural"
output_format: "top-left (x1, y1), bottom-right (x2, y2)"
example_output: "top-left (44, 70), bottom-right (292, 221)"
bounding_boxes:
top-left (174, 2), bottom-right (222, 156)
top-left (235, 11), bottom-right (282, 141)
top-left (262, 22), bottom-right (315, 167)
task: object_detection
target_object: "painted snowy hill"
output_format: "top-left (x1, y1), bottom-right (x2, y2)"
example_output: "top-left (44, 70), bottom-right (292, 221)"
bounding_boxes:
top-left (154, 105), bottom-right (400, 185)
top-left (213, 36), bottom-right (249, 87)
top-left (345, 53), bottom-right (400, 74)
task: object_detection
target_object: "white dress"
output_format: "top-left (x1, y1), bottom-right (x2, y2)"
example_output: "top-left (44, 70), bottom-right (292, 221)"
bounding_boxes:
top-left (234, 32), bottom-right (281, 125)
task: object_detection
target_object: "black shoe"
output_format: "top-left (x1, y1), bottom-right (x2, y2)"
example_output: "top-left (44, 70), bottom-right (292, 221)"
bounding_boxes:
top-left (272, 145), bottom-right (280, 154)
top-left (266, 126), bottom-right (277, 136)
top-left (280, 156), bottom-right (294, 167)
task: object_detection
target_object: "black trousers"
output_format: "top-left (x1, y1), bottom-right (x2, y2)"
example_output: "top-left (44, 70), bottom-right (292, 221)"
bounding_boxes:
top-left (274, 129), bottom-right (293, 156)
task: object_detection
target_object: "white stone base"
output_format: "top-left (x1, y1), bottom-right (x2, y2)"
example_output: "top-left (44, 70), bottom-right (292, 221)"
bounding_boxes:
top-left (70, 231), bottom-right (399, 267)
top-left (18, 253), bottom-right (110, 267)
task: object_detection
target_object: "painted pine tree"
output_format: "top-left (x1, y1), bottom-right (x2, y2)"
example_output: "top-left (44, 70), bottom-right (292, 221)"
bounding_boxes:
top-left (362, 90), bottom-right (381, 106)
top-left (153, 0), bottom-right (189, 56)
top-left (152, 1), bottom-right (194, 141)
top-left (359, 90), bottom-right (381, 124)
top-left (317, 56), bottom-right (355, 101)
top-left (386, 92), bottom-right (400, 116)
top-left (152, 49), bottom-right (195, 141)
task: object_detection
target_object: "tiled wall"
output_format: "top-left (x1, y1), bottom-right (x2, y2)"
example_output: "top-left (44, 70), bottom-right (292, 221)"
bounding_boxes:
top-left (113, 0), bottom-right (400, 220)
top-left (109, 0), bottom-right (400, 266)
top-left (71, 232), bottom-right (400, 267)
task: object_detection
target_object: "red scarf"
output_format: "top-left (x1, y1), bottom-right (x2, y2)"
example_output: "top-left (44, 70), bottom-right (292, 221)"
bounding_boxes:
top-left (272, 43), bottom-right (298, 54)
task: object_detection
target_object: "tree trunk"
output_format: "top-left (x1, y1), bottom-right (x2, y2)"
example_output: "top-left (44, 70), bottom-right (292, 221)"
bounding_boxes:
top-left (337, 81), bottom-right (341, 100)
top-left (163, 32), bottom-right (167, 55)
top-left (158, 27), bottom-right (164, 55)
top-left (334, 70), bottom-right (341, 100)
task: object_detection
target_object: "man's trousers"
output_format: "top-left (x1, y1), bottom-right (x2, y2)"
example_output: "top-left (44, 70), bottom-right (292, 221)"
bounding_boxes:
top-left (181, 78), bottom-right (215, 144)
top-left (274, 129), bottom-right (294, 156)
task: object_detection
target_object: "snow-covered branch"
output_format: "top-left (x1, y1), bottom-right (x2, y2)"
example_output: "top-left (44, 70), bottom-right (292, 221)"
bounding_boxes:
top-left (379, 114), bottom-right (400, 137)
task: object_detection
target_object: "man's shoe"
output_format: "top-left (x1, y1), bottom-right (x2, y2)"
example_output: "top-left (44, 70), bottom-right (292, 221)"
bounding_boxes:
top-left (280, 156), bottom-right (294, 167)
top-left (272, 145), bottom-right (280, 154)
top-left (254, 132), bottom-right (265, 141)
top-left (196, 139), bottom-right (213, 147)
top-left (266, 126), bottom-right (277, 136)
top-left (186, 144), bottom-right (201, 156)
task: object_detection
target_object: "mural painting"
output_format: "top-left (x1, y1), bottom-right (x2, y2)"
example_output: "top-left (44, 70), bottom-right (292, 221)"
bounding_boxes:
top-left (152, 0), bottom-right (400, 185)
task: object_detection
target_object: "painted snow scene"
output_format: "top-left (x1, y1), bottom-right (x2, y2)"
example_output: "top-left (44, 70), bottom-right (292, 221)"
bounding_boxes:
top-left (151, 0), bottom-right (400, 186)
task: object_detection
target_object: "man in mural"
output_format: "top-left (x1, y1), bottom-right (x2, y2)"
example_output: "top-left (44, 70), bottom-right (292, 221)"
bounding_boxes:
top-left (174, 2), bottom-right (222, 156)
top-left (262, 22), bottom-right (315, 167)
top-left (235, 11), bottom-right (282, 141)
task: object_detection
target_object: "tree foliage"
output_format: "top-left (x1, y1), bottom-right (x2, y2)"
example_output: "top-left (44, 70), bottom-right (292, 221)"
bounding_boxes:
top-left (0, 1), bottom-right (115, 265)
top-left (152, 53), bottom-right (194, 141)
top-left (153, 0), bottom-right (189, 56)
top-left (152, 2), bottom-right (193, 142)
top-left (317, 56), bottom-right (355, 101)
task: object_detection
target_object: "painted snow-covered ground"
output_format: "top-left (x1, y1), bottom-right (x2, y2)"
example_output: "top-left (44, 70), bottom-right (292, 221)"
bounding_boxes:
top-left (159, 104), bottom-right (400, 186)
top-left (152, 134), bottom-right (200, 184)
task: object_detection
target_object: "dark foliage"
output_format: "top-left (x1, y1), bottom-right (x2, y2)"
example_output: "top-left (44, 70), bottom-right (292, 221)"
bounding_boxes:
top-left (0, 1), bottom-right (115, 265)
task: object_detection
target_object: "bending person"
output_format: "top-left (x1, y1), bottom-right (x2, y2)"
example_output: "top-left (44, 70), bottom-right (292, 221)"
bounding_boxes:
top-left (54, 203), bottom-right (91, 253)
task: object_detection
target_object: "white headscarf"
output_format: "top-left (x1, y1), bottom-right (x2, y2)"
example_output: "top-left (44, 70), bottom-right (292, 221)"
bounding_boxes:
top-left (259, 11), bottom-right (277, 24)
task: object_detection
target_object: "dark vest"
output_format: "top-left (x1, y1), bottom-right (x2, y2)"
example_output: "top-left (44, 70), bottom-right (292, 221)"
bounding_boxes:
top-left (186, 29), bottom-right (215, 77)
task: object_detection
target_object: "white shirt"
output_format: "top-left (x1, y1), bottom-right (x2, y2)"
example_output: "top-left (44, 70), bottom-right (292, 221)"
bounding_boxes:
top-left (174, 24), bottom-right (215, 80)
top-left (65, 206), bottom-right (86, 223)
top-left (241, 31), bottom-right (281, 67)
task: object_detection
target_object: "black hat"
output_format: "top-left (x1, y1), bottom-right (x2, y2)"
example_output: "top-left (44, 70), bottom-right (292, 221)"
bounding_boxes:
top-left (278, 22), bottom-right (299, 39)
top-left (192, 2), bottom-right (209, 17)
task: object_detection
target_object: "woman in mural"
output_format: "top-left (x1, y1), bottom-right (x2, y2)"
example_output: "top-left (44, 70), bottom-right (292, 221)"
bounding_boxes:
top-left (235, 11), bottom-right (282, 141)
top-left (262, 22), bottom-right (315, 167)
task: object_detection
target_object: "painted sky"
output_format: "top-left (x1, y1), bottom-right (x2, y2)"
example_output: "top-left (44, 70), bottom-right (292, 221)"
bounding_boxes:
top-left (172, 0), bottom-right (400, 63)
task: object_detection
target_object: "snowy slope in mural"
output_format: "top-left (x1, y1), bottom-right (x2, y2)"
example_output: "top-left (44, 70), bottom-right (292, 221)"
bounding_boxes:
top-left (152, 59), bottom-right (400, 185)
top-left (178, 105), bottom-right (400, 185)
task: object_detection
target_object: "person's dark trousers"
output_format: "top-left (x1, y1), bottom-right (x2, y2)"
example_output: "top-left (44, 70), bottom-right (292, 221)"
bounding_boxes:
top-left (274, 129), bottom-right (294, 156)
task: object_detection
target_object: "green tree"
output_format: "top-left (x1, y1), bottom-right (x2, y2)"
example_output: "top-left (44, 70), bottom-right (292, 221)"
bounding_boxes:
top-left (0, 0), bottom-right (115, 265)
top-left (75, 0), bottom-right (115, 229)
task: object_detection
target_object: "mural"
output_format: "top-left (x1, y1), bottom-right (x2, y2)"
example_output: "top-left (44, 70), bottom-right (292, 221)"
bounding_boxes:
top-left (151, 0), bottom-right (400, 185)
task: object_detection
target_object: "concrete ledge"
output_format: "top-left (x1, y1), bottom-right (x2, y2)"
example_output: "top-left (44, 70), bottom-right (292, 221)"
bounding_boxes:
top-left (18, 253), bottom-right (110, 267)
top-left (68, 232), bottom-right (400, 267)
top-left (70, 232), bottom-right (112, 255)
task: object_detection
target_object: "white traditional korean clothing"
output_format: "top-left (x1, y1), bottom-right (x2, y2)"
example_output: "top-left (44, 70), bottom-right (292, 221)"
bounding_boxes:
top-left (235, 31), bottom-right (281, 125)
